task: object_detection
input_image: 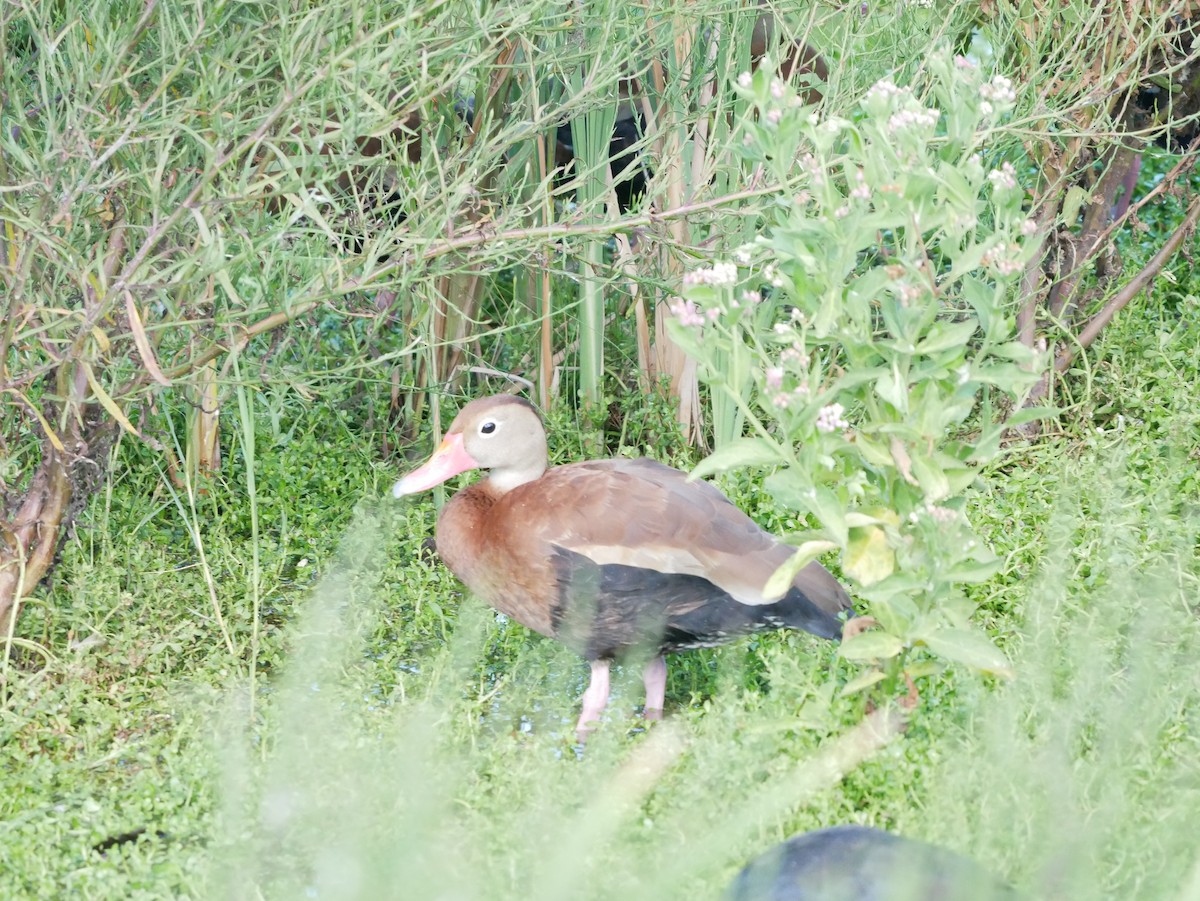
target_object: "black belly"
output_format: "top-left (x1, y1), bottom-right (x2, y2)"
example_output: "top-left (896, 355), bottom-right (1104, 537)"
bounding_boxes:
top-left (547, 547), bottom-right (840, 660)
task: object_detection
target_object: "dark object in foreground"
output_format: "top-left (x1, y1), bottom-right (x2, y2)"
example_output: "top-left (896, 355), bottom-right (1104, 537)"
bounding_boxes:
top-left (727, 826), bottom-right (1019, 901)
top-left (392, 395), bottom-right (856, 740)
top-left (92, 827), bottom-right (170, 854)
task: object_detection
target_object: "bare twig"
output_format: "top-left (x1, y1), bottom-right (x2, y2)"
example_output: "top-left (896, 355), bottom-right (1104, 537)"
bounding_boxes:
top-left (1047, 140), bottom-right (1142, 323)
top-left (1016, 200), bottom-right (1058, 349)
top-left (1058, 193), bottom-right (1200, 372)
top-left (1018, 191), bottom-right (1200, 420)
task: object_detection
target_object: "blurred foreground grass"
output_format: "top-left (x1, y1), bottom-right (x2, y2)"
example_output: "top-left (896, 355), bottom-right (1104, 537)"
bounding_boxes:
top-left (2, 314), bottom-right (1199, 899)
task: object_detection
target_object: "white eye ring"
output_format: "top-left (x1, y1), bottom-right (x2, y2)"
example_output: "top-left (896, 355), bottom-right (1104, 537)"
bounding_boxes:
top-left (480, 420), bottom-right (497, 435)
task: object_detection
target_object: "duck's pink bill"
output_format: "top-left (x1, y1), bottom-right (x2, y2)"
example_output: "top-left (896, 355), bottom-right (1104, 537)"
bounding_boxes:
top-left (392, 433), bottom-right (480, 497)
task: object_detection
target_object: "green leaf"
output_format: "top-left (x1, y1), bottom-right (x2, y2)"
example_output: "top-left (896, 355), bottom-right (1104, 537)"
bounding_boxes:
top-left (1003, 405), bottom-right (1058, 428)
top-left (841, 669), bottom-right (888, 696)
top-left (990, 341), bottom-right (1042, 364)
top-left (843, 525), bottom-right (895, 586)
top-left (664, 320), bottom-right (703, 358)
top-left (763, 469), bottom-right (811, 510)
top-left (857, 573), bottom-right (926, 604)
top-left (879, 297), bottom-right (918, 350)
top-left (868, 593), bottom-right (919, 636)
top-left (682, 284), bottom-right (720, 305)
top-left (807, 485), bottom-right (849, 546)
top-left (763, 541), bottom-right (839, 599)
top-left (689, 438), bottom-right (783, 480)
top-left (904, 661), bottom-right (943, 680)
top-left (852, 433), bottom-right (895, 468)
top-left (1063, 185), bottom-right (1089, 224)
top-left (974, 362), bottom-right (1040, 394)
top-left (945, 556), bottom-right (1001, 583)
top-left (833, 366), bottom-right (890, 392)
top-left (920, 627), bottom-right (1013, 677)
top-left (908, 447), bottom-right (951, 501)
top-left (947, 240), bottom-right (990, 280)
top-left (844, 511), bottom-right (888, 527)
top-left (839, 630), bottom-right (905, 661)
top-left (933, 450), bottom-right (979, 494)
top-left (941, 465), bottom-right (979, 495)
top-left (938, 163), bottom-right (978, 209)
top-left (83, 362), bottom-right (142, 438)
top-left (845, 268), bottom-right (891, 322)
top-left (961, 275), bottom-right (999, 337)
top-left (916, 319), bottom-right (978, 355)
top-left (874, 364), bottom-right (908, 411)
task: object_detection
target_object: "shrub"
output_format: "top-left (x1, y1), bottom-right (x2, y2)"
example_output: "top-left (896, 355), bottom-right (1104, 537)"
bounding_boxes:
top-left (670, 50), bottom-right (1048, 691)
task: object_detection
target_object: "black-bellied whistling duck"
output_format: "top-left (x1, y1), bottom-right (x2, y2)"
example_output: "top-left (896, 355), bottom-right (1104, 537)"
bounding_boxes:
top-left (727, 826), bottom-right (1020, 901)
top-left (393, 395), bottom-right (854, 739)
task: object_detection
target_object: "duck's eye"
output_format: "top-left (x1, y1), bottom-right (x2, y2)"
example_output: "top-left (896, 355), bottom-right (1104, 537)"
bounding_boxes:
top-left (480, 421), bottom-right (497, 435)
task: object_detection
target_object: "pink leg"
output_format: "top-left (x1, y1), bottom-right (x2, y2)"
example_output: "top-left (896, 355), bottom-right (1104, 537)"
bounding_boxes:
top-left (642, 656), bottom-right (667, 721)
top-left (576, 659), bottom-right (611, 741)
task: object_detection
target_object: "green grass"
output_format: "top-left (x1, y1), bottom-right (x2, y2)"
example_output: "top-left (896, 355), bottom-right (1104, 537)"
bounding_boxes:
top-left (5, 0), bottom-right (1199, 895)
top-left (3, 301), bottom-right (1199, 898)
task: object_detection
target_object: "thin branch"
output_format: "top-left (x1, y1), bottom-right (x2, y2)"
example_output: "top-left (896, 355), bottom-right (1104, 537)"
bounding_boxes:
top-left (1016, 198), bottom-right (1057, 348)
top-left (1056, 193), bottom-right (1200, 373)
top-left (1041, 141), bottom-right (1200, 325)
top-left (375, 184), bottom-right (778, 277)
top-left (1048, 141), bottom-right (1142, 322)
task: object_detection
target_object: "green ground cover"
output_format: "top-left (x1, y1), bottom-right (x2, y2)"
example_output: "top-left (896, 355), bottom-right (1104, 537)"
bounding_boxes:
top-left (3, 2), bottom-right (1199, 897)
top-left (3, 300), bottom-right (1197, 899)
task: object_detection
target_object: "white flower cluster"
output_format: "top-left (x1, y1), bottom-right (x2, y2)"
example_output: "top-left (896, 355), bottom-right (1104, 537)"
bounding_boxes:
top-left (979, 74), bottom-right (1016, 115)
top-left (780, 344), bottom-right (808, 366)
top-left (897, 282), bottom-right (924, 305)
top-left (866, 79), bottom-right (906, 103)
top-left (909, 501), bottom-right (958, 525)
top-left (988, 161), bottom-right (1018, 190)
top-left (980, 74), bottom-right (1016, 106)
top-left (668, 297), bottom-right (705, 327)
top-left (888, 106), bottom-right (940, 132)
top-left (981, 243), bottom-right (1023, 277)
top-left (815, 402), bottom-right (849, 433)
top-left (850, 169), bottom-right (871, 201)
top-left (797, 152), bottom-right (825, 186)
top-left (769, 383), bottom-right (811, 410)
top-left (682, 261), bottom-right (738, 288)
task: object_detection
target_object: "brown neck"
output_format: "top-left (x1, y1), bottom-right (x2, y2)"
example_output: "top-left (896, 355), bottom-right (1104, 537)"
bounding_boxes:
top-left (434, 482), bottom-right (499, 588)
